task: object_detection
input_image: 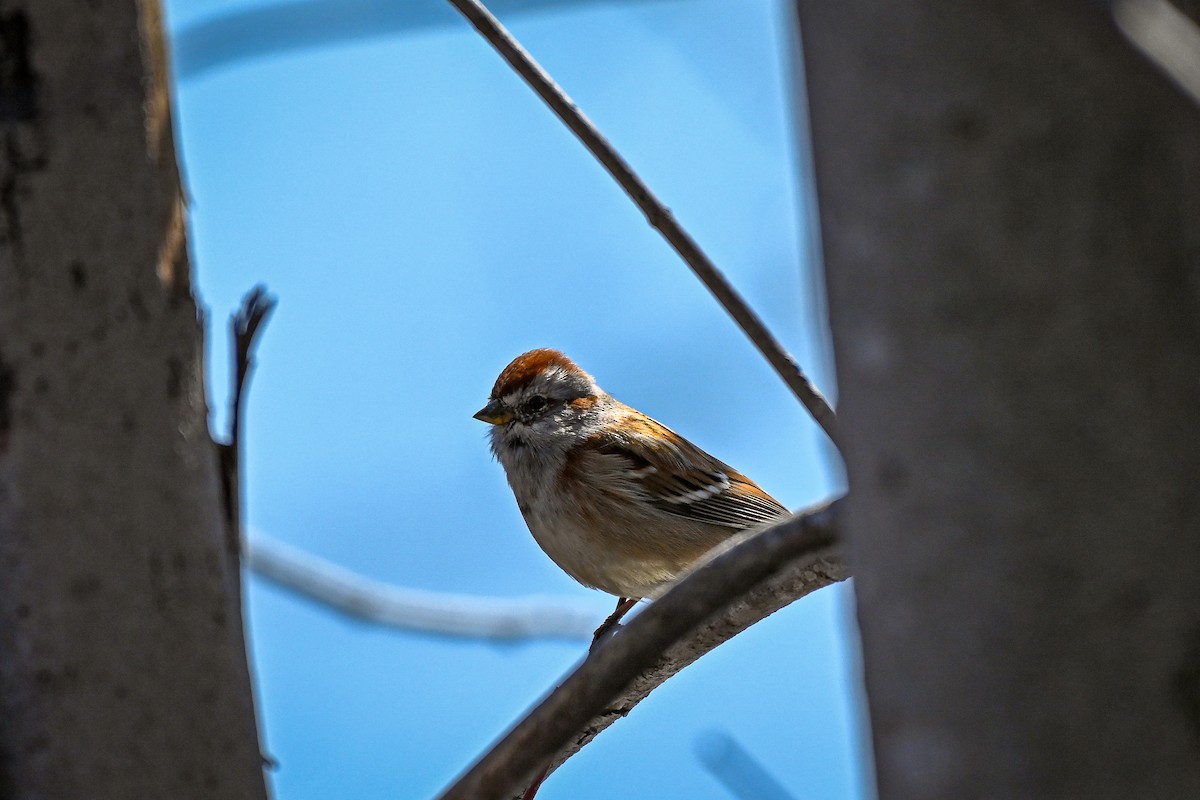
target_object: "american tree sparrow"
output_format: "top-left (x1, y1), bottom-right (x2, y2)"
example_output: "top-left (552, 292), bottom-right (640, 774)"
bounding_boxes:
top-left (475, 349), bottom-right (790, 641)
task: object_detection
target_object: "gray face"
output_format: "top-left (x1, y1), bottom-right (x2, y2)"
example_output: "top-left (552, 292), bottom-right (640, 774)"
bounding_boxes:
top-left (487, 366), bottom-right (603, 458)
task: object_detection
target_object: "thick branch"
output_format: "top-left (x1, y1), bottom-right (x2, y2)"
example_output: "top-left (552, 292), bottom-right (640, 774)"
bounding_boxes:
top-left (436, 498), bottom-right (847, 800)
top-left (0, 4), bottom-right (267, 796)
top-left (443, 0), bottom-right (839, 447)
top-left (798, 0), bottom-right (1200, 796)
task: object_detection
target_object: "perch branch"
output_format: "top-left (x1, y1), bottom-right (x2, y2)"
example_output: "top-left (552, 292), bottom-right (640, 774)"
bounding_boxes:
top-left (436, 497), bottom-right (847, 800)
top-left (443, 0), bottom-right (839, 447)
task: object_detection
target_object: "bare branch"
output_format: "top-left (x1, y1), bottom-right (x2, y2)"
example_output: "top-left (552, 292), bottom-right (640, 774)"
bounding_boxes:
top-left (219, 285), bottom-right (277, 558)
top-left (0, 6), bottom-right (267, 793)
top-left (245, 534), bottom-right (603, 642)
top-left (443, 0), bottom-right (840, 447)
top-left (231, 285), bottom-right (277, 457)
top-left (436, 498), bottom-right (847, 800)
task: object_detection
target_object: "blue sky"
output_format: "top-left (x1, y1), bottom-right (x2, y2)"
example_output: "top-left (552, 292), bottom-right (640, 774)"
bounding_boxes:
top-left (164, 1), bottom-right (863, 797)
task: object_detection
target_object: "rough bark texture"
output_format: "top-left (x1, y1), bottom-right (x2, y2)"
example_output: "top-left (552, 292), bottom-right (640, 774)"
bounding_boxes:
top-left (795, 1), bottom-right (1200, 799)
top-left (0, 2), bottom-right (268, 797)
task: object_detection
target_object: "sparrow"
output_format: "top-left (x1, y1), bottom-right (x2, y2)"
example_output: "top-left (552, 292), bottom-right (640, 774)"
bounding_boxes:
top-left (475, 348), bottom-right (790, 641)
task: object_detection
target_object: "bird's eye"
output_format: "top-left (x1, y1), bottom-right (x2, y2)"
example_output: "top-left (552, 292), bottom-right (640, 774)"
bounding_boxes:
top-left (523, 395), bottom-right (548, 414)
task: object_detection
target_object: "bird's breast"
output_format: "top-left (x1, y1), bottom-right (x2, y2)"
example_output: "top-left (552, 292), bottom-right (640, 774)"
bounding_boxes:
top-left (506, 463), bottom-right (720, 599)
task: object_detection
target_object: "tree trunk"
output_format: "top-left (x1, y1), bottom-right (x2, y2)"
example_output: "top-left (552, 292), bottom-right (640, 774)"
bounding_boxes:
top-left (794, 1), bottom-right (1200, 798)
top-left (0, 2), bottom-right (267, 797)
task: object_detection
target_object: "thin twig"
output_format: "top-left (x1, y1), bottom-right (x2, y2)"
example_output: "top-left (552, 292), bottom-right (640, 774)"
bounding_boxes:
top-left (436, 498), bottom-right (847, 800)
top-left (443, 0), bottom-right (839, 447)
top-left (231, 285), bottom-right (277, 458)
top-left (245, 534), bottom-right (603, 641)
top-left (219, 285), bottom-right (277, 558)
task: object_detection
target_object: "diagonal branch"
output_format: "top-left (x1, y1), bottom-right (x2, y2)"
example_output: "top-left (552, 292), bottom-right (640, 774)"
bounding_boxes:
top-left (435, 498), bottom-right (848, 800)
top-left (443, 0), bottom-right (839, 448)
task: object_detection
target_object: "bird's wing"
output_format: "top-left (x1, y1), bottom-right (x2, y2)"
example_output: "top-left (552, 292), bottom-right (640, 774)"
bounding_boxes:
top-left (580, 411), bottom-right (790, 530)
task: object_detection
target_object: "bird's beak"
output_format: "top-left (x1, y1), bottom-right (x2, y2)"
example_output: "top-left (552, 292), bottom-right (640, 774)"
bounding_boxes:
top-left (473, 400), bottom-right (513, 425)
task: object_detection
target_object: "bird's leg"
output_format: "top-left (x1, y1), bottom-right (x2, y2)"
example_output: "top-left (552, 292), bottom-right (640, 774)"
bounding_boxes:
top-left (522, 599), bottom-right (640, 798)
top-left (590, 596), bottom-right (639, 652)
top-left (519, 598), bottom-right (641, 797)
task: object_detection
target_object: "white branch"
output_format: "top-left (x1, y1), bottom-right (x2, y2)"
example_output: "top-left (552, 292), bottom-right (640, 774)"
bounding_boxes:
top-left (1113, 0), bottom-right (1200, 105)
top-left (243, 535), bottom-right (601, 642)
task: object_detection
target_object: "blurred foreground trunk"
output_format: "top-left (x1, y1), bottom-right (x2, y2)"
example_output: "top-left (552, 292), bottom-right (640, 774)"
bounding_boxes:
top-left (794, 1), bottom-right (1200, 798)
top-left (0, 2), bottom-right (267, 797)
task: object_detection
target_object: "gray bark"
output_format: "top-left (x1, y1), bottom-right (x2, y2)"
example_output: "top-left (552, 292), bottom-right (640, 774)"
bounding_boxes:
top-left (794, 1), bottom-right (1200, 798)
top-left (0, 2), bottom-right (267, 797)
